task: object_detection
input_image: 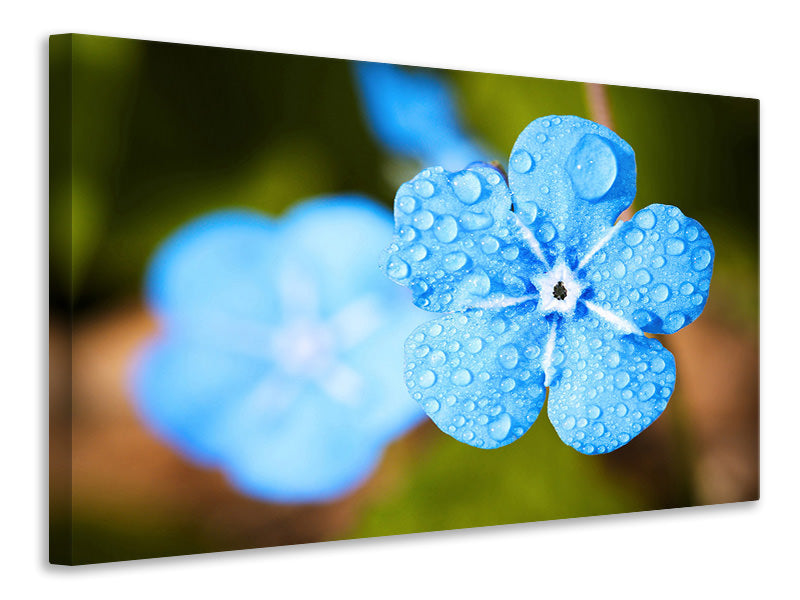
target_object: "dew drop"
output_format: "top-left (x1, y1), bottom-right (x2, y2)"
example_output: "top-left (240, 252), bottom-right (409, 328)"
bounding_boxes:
top-left (634, 269), bottom-right (652, 285)
top-left (488, 413), bottom-right (512, 441)
top-left (423, 398), bottom-right (440, 413)
top-left (387, 256), bottom-right (410, 279)
top-left (412, 210), bottom-right (434, 230)
top-left (452, 368), bottom-right (473, 386)
top-left (465, 271), bottom-right (491, 296)
top-left (634, 209), bottom-right (656, 229)
top-left (639, 382), bottom-right (656, 400)
top-left (606, 350), bottom-right (621, 368)
top-left (691, 247), bottom-right (712, 270)
top-left (480, 235), bottom-right (500, 254)
top-left (443, 251), bottom-right (468, 271)
top-left (664, 312), bottom-right (686, 332)
top-left (625, 228), bottom-right (644, 246)
top-left (510, 149), bottom-right (533, 174)
top-left (407, 243), bottom-right (428, 261)
top-left (433, 214), bottom-right (458, 243)
top-left (460, 211), bottom-right (494, 231)
top-left (397, 195), bottom-right (416, 214)
top-left (563, 416), bottom-right (576, 430)
top-left (614, 371), bottom-right (631, 389)
top-left (500, 377), bottom-right (516, 392)
top-left (536, 133), bottom-right (547, 143)
top-left (538, 222), bottom-right (556, 243)
top-left (498, 344), bottom-right (520, 369)
top-left (452, 171), bottom-right (482, 204)
top-left (651, 356), bottom-right (666, 373)
top-left (414, 179), bottom-right (435, 198)
top-left (587, 405), bottom-right (601, 419)
top-left (429, 350), bottom-right (446, 367)
top-left (466, 337), bottom-right (484, 353)
top-left (612, 261), bottom-right (626, 278)
top-left (417, 370), bottom-right (436, 388)
top-left (565, 134), bottom-right (618, 201)
top-left (665, 238), bottom-right (685, 256)
top-left (651, 283), bottom-right (670, 303)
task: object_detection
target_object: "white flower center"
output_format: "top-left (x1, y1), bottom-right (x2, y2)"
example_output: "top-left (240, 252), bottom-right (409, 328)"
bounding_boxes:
top-left (532, 261), bottom-right (584, 314)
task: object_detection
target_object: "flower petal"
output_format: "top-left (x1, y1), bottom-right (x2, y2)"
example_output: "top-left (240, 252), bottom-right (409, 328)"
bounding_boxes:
top-left (386, 163), bottom-right (547, 312)
top-left (147, 211), bottom-right (281, 326)
top-left (353, 62), bottom-right (485, 170)
top-left (547, 314), bottom-right (676, 455)
top-left (581, 204), bottom-right (715, 334)
top-left (507, 115), bottom-right (636, 263)
top-left (404, 306), bottom-right (549, 449)
top-left (217, 390), bottom-right (386, 503)
top-left (131, 337), bottom-right (276, 465)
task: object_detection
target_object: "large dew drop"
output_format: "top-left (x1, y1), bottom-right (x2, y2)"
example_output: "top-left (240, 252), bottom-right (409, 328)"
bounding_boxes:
top-left (452, 171), bottom-right (482, 204)
top-left (488, 413), bottom-right (512, 441)
top-left (565, 134), bottom-right (618, 201)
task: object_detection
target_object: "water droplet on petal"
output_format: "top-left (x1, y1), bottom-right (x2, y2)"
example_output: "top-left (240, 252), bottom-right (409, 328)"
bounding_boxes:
top-left (452, 171), bottom-right (482, 204)
top-left (417, 370), bottom-right (436, 388)
top-left (691, 247), bottom-right (712, 270)
top-left (465, 271), bottom-right (491, 296)
top-left (634, 269), bottom-right (652, 285)
top-left (443, 251), bottom-right (468, 271)
top-left (634, 209), bottom-right (656, 229)
top-left (466, 337), bottom-right (484, 353)
top-left (625, 228), bottom-right (644, 246)
top-left (407, 243), bottom-right (428, 261)
top-left (665, 238), bottom-right (685, 255)
top-left (412, 210), bottom-right (434, 230)
top-left (433, 214), bottom-right (458, 243)
top-left (614, 371), bottom-right (631, 389)
top-left (387, 256), bottom-right (410, 279)
top-left (452, 368), bottom-right (473, 386)
top-left (565, 134), bottom-right (618, 201)
top-left (460, 211), bottom-right (494, 231)
top-left (639, 382), bottom-right (656, 400)
top-left (429, 350), bottom-right (446, 367)
top-left (397, 195), bottom-right (416, 213)
top-left (497, 344), bottom-right (520, 369)
top-left (414, 179), bottom-right (435, 198)
top-left (651, 283), bottom-right (670, 303)
top-left (488, 413), bottom-right (512, 441)
top-left (423, 398), bottom-right (440, 413)
top-left (510, 149), bottom-right (533, 173)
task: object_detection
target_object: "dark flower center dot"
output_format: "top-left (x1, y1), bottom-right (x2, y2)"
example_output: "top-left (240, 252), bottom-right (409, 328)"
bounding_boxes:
top-left (553, 281), bottom-right (568, 301)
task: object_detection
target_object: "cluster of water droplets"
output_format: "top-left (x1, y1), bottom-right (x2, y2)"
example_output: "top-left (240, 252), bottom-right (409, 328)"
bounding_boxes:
top-left (547, 315), bottom-right (676, 454)
top-left (386, 164), bottom-right (547, 312)
top-left (404, 307), bottom-right (548, 448)
top-left (582, 204), bottom-right (714, 334)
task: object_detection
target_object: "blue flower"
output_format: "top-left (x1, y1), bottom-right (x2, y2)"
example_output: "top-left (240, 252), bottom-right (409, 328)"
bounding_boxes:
top-left (131, 197), bottom-right (427, 502)
top-left (353, 61), bottom-right (486, 171)
top-left (385, 115), bottom-right (714, 454)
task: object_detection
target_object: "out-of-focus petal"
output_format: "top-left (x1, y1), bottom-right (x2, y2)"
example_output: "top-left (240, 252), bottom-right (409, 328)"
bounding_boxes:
top-left (353, 61), bottom-right (485, 170)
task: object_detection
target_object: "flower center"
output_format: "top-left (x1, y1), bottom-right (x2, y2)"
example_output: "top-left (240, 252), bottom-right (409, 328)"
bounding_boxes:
top-left (532, 262), bottom-right (584, 315)
top-left (553, 281), bottom-right (568, 301)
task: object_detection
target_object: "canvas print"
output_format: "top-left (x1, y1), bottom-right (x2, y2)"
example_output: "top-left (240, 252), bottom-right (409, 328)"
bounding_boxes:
top-left (49, 34), bottom-right (759, 565)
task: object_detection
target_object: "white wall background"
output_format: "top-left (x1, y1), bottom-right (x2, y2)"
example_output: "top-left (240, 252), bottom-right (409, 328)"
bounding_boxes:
top-left (3, 1), bottom-right (796, 597)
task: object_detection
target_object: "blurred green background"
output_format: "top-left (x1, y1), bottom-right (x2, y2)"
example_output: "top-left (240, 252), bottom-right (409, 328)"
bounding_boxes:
top-left (50, 34), bottom-right (758, 564)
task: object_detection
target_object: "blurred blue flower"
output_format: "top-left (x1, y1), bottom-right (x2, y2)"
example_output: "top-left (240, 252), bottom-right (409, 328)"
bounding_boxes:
top-left (353, 61), bottom-right (486, 171)
top-left (131, 197), bottom-right (426, 503)
top-left (385, 115), bottom-right (715, 453)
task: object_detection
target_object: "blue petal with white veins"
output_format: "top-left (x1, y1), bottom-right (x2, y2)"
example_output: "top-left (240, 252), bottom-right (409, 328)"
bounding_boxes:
top-left (386, 162), bottom-right (547, 312)
top-left (547, 314), bottom-right (676, 455)
top-left (582, 203), bottom-right (714, 334)
top-left (404, 305), bottom-right (549, 449)
top-left (507, 116), bottom-right (636, 263)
